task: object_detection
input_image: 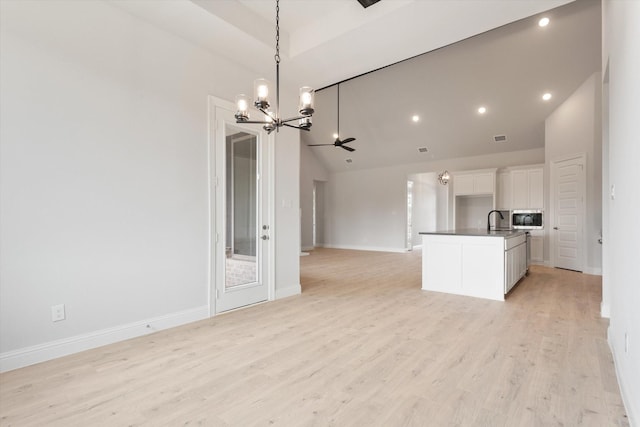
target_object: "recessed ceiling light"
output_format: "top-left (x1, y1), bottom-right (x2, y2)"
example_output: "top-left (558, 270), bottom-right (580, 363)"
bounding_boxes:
top-left (542, 93), bottom-right (552, 101)
top-left (478, 106), bottom-right (487, 114)
top-left (539, 17), bottom-right (550, 27)
top-left (412, 115), bottom-right (420, 122)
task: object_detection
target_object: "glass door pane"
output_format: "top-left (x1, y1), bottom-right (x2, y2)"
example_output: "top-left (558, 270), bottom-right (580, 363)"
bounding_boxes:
top-left (225, 130), bottom-right (258, 289)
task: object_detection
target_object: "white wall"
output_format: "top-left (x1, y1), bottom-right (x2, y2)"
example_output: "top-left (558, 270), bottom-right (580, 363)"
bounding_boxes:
top-left (545, 72), bottom-right (603, 274)
top-left (300, 143), bottom-right (328, 250)
top-left (274, 124), bottom-right (302, 298)
top-left (322, 148), bottom-right (544, 252)
top-left (0, 0), bottom-right (301, 370)
top-left (602, 1), bottom-right (640, 423)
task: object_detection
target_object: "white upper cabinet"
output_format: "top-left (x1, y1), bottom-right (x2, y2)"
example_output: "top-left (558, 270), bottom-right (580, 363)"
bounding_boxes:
top-left (453, 169), bottom-right (496, 196)
top-left (512, 170), bottom-right (529, 208)
top-left (497, 172), bottom-right (512, 210)
top-left (497, 165), bottom-right (544, 210)
top-left (527, 168), bottom-right (544, 209)
top-left (474, 173), bottom-right (495, 194)
top-left (454, 174), bottom-right (474, 195)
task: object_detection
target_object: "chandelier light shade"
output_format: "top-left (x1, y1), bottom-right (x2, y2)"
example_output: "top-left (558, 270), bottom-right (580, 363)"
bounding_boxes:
top-left (254, 79), bottom-right (270, 109)
top-left (235, 0), bottom-right (314, 134)
top-left (235, 94), bottom-right (250, 121)
top-left (299, 87), bottom-right (315, 115)
top-left (438, 170), bottom-right (451, 185)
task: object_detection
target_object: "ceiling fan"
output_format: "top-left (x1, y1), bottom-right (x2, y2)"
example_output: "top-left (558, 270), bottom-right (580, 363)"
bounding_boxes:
top-left (307, 84), bottom-right (356, 152)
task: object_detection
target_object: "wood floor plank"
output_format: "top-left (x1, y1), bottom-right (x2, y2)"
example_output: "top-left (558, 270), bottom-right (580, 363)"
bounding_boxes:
top-left (0, 248), bottom-right (630, 426)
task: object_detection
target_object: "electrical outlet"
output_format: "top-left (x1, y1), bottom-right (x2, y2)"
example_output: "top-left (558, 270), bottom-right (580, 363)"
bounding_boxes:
top-left (51, 304), bottom-right (65, 322)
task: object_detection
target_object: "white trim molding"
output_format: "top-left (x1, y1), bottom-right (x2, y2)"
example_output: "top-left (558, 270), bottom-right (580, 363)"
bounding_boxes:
top-left (583, 267), bottom-right (603, 276)
top-left (0, 306), bottom-right (209, 373)
top-left (600, 302), bottom-right (610, 319)
top-left (318, 243), bottom-right (407, 253)
top-left (608, 330), bottom-right (638, 427)
top-left (275, 285), bottom-right (302, 300)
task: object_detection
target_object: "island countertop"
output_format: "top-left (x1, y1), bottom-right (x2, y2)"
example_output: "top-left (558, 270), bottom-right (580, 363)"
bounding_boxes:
top-left (419, 228), bottom-right (526, 238)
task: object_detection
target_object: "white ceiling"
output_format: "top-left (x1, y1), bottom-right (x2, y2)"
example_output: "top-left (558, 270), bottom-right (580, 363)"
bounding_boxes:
top-left (111, 0), bottom-right (601, 172)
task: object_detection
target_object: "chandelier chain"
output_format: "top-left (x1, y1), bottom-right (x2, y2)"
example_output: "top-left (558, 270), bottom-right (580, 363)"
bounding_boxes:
top-left (275, 0), bottom-right (280, 64)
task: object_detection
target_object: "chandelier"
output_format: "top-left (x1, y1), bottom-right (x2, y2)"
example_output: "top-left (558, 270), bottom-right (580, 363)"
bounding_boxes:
top-left (438, 170), bottom-right (450, 185)
top-left (234, 0), bottom-right (315, 134)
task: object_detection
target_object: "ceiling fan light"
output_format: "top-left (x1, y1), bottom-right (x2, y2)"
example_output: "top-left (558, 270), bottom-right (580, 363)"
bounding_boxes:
top-left (299, 87), bottom-right (315, 116)
top-left (254, 78), bottom-right (270, 109)
top-left (235, 94), bottom-right (250, 121)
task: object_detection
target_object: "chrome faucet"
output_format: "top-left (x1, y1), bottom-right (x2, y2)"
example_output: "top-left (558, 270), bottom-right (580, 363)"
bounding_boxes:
top-left (487, 210), bottom-right (504, 231)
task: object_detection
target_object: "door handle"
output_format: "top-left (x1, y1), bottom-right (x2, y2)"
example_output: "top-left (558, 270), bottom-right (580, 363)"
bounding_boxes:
top-left (553, 227), bottom-right (558, 230)
top-left (261, 235), bottom-right (269, 240)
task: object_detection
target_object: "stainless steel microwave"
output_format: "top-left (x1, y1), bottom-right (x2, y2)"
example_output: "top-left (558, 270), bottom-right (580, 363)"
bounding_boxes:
top-left (512, 209), bottom-right (544, 229)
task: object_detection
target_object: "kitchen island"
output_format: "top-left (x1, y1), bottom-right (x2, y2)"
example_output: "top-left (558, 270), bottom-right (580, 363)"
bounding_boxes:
top-left (419, 229), bottom-right (527, 301)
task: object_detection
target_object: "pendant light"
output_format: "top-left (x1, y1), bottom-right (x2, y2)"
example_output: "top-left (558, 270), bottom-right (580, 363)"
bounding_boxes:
top-left (234, 0), bottom-right (315, 134)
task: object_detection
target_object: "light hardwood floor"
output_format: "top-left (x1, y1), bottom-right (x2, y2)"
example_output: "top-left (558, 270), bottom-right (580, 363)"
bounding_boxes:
top-left (0, 248), bottom-right (629, 426)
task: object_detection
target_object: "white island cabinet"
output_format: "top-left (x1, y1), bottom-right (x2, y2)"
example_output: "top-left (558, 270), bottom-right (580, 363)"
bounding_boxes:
top-left (420, 230), bottom-right (527, 301)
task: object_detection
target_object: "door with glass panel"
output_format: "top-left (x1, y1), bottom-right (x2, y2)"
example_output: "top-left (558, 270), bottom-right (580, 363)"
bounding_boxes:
top-left (215, 106), bottom-right (270, 313)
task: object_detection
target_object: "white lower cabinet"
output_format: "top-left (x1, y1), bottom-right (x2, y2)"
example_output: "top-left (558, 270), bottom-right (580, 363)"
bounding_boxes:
top-left (530, 231), bottom-right (544, 264)
top-left (504, 235), bottom-right (527, 294)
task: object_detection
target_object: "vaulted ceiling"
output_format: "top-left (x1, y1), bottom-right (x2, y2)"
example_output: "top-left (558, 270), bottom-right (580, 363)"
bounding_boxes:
top-left (111, 0), bottom-right (601, 172)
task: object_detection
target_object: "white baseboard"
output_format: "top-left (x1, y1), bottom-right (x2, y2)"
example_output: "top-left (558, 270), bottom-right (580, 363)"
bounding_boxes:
top-left (584, 266), bottom-right (603, 276)
top-left (608, 329), bottom-right (638, 427)
top-left (412, 244), bottom-right (423, 250)
top-left (275, 285), bottom-right (301, 300)
top-left (301, 245), bottom-right (314, 252)
top-left (318, 243), bottom-right (406, 253)
top-left (0, 305), bottom-right (209, 373)
top-left (600, 301), bottom-right (610, 318)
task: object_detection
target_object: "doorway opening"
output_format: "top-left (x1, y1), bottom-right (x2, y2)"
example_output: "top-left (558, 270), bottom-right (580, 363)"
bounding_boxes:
top-left (312, 180), bottom-right (326, 249)
top-left (406, 172), bottom-right (448, 249)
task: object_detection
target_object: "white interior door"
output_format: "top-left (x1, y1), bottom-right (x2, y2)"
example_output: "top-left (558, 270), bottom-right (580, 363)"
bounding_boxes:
top-left (551, 155), bottom-right (585, 271)
top-left (213, 104), bottom-right (272, 313)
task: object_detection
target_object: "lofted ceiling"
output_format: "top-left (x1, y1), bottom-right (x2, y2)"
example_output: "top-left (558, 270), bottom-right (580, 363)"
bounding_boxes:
top-left (303, 0), bottom-right (601, 172)
top-left (110, 0), bottom-right (600, 172)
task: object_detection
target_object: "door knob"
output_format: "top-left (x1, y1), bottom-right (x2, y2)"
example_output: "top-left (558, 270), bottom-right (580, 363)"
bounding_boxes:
top-left (261, 235), bottom-right (269, 240)
top-left (553, 227), bottom-right (558, 230)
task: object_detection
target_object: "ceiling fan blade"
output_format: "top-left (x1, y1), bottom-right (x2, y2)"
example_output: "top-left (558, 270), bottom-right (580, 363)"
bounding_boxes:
top-left (307, 144), bottom-right (333, 147)
top-left (341, 145), bottom-right (355, 152)
top-left (341, 137), bottom-right (356, 144)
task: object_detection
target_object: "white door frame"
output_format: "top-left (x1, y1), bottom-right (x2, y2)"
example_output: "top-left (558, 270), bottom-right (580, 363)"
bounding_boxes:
top-left (549, 152), bottom-right (587, 271)
top-left (207, 96), bottom-right (275, 316)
